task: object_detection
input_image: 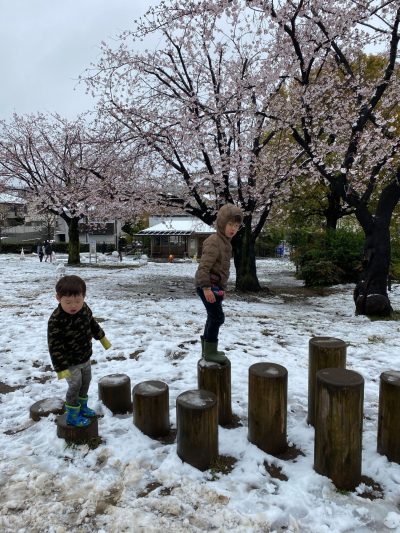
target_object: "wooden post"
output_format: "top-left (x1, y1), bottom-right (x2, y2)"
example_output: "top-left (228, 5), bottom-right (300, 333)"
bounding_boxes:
top-left (248, 363), bottom-right (288, 455)
top-left (197, 358), bottom-right (232, 426)
top-left (132, 380), bottom-right (170, 437)
top-left (377, 370), bottom-right (400, 463)
top-left (314, 368), bottom-right (364, 490)
top-left (308, 336), bottom-right (347, 426)
top-left (30, 398), bottom-right (65, 421)
top-left (176, 389), bottom-right (218, 471)
top-left (57, 414), bottom-right (98, 443)
top-left (98, 374), bottom-right (132, 414)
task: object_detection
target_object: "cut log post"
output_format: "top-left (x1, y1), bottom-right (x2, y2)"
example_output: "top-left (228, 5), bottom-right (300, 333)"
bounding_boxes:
top-left (176, 389), bottom-right (218, 471)
top-left (57, 413), bottom-right (99, 443)
top-left (30, 397), bottom-right (65, 421)
top-left (197, 358), bottom-right (232, 426)
top-left (308, 336), bottom-right (347, 426)
top-left (377, 370), bottom-right (400, 464)
top-left (98, 373), bottom-right (132, 414)
top-left (132, 380), bottom-right (170, 437)
top-left (314, 368), bottom-right (364, 490)
top-left (248, 362), bottom-right (288, 455)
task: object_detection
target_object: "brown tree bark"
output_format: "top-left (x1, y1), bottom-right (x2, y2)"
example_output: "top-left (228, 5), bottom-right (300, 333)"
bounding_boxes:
top-left (65, 215), bottom-right (81, 266)
top-left (353, 180), bottom-right (400, 317)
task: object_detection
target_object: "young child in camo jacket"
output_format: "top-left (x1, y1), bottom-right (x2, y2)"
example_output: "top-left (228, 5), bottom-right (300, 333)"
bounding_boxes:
top-left (195, 203), bottom-right (243, 364)
top-left (48, 275), bottom-right (111, 427)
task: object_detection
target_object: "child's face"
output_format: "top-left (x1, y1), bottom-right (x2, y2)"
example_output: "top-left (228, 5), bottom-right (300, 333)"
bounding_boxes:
top-left (57, 293), bottom-right (85, 315)
top-left (224, 221), bottom-right (241, 239)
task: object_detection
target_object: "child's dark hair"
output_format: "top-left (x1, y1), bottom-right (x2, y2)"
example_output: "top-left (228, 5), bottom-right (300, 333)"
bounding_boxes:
top-left (56, 275), bottom-right (86, 297)
top-left (231, 214), bottom-right (243, 224)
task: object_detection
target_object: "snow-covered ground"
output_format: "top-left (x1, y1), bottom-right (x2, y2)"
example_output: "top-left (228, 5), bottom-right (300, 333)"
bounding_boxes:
top-left (0, 253), bottom-right (400, 533)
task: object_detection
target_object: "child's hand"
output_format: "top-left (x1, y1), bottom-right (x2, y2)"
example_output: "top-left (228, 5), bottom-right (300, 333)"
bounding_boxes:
top-left (100, 336), bottom-right (112, 350)
top-left (203, 288), bottom-right (216, 303)
top-left (57, 369), bottom-right (71, 380)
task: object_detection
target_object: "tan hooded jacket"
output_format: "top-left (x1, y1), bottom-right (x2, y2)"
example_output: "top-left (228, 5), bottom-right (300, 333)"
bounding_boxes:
top-left (195, 204), bottom-right (243, 290)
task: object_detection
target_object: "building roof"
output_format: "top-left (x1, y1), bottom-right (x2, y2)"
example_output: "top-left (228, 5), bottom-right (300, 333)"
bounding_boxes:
top-left (0, 193), bottom-right (25, 205)
top-left (137, 218), bottom-right (215, 236)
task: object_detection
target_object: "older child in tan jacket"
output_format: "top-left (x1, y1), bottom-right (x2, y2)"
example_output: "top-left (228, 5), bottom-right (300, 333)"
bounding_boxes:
top-left (195, 204), bottom-right (243, 363)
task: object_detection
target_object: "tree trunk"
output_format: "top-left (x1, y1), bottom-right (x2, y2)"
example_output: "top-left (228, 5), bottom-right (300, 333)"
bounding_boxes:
top-left (66, 216), bottom-right (81, 265)
top-left (324, 186), bottom-right (341, 230)
top-left (232, 220), bottom-right (261, 292)
top-left (353, 180), bottom-right (400, 317)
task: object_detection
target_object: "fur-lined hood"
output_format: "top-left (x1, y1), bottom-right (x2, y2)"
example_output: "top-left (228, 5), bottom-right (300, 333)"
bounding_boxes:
top-left (215, 204), bottom-right (243, 236)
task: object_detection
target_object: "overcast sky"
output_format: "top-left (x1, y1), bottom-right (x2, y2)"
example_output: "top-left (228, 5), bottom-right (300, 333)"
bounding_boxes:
top-left (0, 0), bottom-right (156, 121)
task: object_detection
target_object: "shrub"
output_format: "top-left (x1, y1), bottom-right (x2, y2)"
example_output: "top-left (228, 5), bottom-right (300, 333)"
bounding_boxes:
top-left (255, 227), bottom-right (287, 257)
top-left (300, 260), bottom-right (345, 287)
top-left (290, 229), bottom-right (364, 287)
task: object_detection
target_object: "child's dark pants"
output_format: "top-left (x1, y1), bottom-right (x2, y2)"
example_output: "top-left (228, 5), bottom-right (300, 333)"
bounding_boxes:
top-left (197, 288), bottom-right (225, 342)
top-left (65, 361), bottom-right (92, 406)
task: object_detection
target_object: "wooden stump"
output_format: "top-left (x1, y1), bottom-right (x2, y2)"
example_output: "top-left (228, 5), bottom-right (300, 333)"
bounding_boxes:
top-left (248, 363), bottom-right (288, 455)
top-left (57, 413), bottom-right (99, 443)
top-left (377, 370), bottom-right (400, 463)
top-left (176, 389), bottom-right (218, 471)
top-left (308, 336), bottom-right (347, 426)
top-left (29, 397), bottom-right (65, 421)
top-left (197, 358), bottom-right (232, 426)
top-left (132, 380), bottom-right (170, 437)
top-left (98, 373), bottom-right (132, 414)
top-left (314, 368), bottom-right (364, 490)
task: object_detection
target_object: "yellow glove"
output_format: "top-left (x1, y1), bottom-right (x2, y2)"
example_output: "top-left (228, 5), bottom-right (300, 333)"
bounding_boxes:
top-left (100, 336), bottom-right (111, 350)
top-left (57, 369), bottom-right (71, 380)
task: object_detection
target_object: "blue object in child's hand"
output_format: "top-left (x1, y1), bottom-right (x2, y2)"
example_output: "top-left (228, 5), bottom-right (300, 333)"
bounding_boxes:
top-left (211, 286), bottom-right (224, 297)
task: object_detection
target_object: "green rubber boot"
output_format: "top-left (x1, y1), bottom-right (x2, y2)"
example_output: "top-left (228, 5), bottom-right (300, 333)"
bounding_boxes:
top-left (201, 336), bottom-right (225, 358)
top-left (203, 340), bottom-right (228, 365)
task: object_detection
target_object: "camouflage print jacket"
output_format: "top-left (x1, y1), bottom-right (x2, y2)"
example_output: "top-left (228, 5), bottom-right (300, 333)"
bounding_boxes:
top-left (47, 302), bottom-right (105, 372)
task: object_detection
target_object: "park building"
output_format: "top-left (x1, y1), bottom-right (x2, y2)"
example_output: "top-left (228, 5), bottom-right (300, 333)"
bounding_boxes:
top-left (0, 191), bottom-right (122, 251)
top-left (136, 215), bottom-right (214, 259)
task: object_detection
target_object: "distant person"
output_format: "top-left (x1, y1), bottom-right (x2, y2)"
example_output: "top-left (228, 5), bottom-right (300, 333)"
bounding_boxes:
top-left (117, 238), bottom-right (123, 261)
top-left (37, 242), bottom-right (44, 262)
top-left (47, 275), bottom-right (111, 427)
top-left (44, 241), bottom-right (52, 262)
top-left (195, 204), bottom-right (243, 364)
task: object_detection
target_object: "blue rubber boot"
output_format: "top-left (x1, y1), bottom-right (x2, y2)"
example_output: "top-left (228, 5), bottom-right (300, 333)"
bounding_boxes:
top-left (78, 396), bottom-right (96, 418)
top-left (66, 403), bottom-right (90, 427)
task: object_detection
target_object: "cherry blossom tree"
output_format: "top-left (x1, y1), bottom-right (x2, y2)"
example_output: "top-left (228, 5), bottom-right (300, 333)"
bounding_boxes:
top-left (263, 1), bottom-right (400, 315)
top-left (0, 113), bottom-right (121, 264)
top-left (134, 0), bottom-right (400, 314)
top-left (86, 6), bottom-right (304, 291)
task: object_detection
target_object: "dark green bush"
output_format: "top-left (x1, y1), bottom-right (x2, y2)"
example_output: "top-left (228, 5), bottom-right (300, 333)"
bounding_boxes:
top-left (290, 229), bottom-right (364, 286)
top-left (390, 260), bottom-right (400, 282)
top-left (255, 227), bottom-right (287, 257)
top-left (300, 260), bottom-right (345, 287)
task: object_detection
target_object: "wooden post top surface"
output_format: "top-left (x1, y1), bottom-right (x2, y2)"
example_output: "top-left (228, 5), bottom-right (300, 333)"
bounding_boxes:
top-left (198, 358), bottom-right (231, 369)
top-left (177, 389), bottom-right (217, 409)
top-left (380, 370), bottom-right (400, 387)
top-left (317, 367), bottom-right (364, 388)
top-left (249, 362), bottom-right (287, 378)
top-left (133, 380), bottom-right (168, 396)
top-left (98, 373), bottom-right (130, 386)
top-left (309, 336), bottom-right (347, 348)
